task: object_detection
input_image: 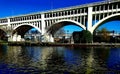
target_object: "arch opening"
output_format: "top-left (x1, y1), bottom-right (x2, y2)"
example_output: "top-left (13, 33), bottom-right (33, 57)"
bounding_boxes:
top-left (13, 25), bottom-right (33, 37)
top-left (46, 20), bottom-right (84, 43)
top-left (93, 14), bottom-right (120, 43)
top-left (0, 29), bottom-right (7, 41)
top-left (12, 24), bottom-right (41, 42)
top-left (47, 20), bottom-right (85, 36)
top-left (93, 13), bottom-right (120, 33)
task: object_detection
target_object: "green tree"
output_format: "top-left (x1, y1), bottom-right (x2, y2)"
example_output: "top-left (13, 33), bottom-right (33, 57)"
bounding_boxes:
top-left (81, 30), bottom-right (93, 43)
top-left (97, 28), bottom-right (110, 42)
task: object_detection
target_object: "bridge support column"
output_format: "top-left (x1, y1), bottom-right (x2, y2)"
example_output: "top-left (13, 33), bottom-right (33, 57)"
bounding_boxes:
top-left (41, 14), bottom-right (46, 35)
top-left (87, 7), bottom-right (93, 34)
top-left (12, 33), bottom-right (22, 41)
top-left (8, 33), bottom-right (24, 42)
top-left (7, 18), bottom-right (12, 41)
top-left (7, 18), bottom-right (11, 26)
top-left (41, 33), bottom-right (54, 42)
top-left (48, 34), bottom-right (54, 42)
top-left (8, 35), bottom-right (13, 41)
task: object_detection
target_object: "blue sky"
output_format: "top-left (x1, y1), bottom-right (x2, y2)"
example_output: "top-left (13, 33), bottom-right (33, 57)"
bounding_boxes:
top-left (98, 21), bottom-right (120, 33)
top-left (0, 0), bottom-right (103, 17)
top-left (0, 0), bottom-right (120, 33)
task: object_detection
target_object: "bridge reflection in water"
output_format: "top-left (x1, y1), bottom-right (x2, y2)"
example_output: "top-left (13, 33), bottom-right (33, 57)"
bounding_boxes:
top-left (0, 45), bottom-right (120, 73)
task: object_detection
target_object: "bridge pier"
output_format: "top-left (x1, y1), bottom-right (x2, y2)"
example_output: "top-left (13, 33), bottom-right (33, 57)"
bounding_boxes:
top-left (41, 33), bottom-right (54, 42)
top-left (8, 33), bottom-right (25, 42)
top-left (41, 13), bottom-right (46, 35)
top-left (87, 7), bottom-right (93, 34)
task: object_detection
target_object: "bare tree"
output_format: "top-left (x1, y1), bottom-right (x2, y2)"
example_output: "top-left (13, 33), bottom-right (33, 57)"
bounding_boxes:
top-left (54, 28), bottom-right (65, 38)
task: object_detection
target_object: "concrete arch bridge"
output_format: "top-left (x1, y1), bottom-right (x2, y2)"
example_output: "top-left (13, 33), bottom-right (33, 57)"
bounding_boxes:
top-left (0, 0), bottom-right (120, 42)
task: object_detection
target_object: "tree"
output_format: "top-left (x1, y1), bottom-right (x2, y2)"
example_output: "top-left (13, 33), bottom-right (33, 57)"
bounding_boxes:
top-left (72, 31), bottom-right (81, 43)
top-left (97, 28), bottom-right (110, 42)
top-left (72, 30), bottom-right (93, 43)
top-left (101, 28), bottom-right (110, 42)
top-left (54, 28), bottom-right (65, 38)
top-left (81, 30), bottom-right (93, 43)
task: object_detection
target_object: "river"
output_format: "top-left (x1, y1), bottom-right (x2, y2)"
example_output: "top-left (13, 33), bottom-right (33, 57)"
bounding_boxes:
top-left (0, 45), bottom-right (120, 73)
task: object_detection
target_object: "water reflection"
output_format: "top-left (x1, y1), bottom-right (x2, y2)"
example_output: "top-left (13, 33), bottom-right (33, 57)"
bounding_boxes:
top-left (6, 46), bottom-right (22, 65)
top-left (0, 45), bottom-right (119, 73)
top-left (107, 48), bottom-right (120, 70)
top-left (0, 45), bottom-right (7, 63)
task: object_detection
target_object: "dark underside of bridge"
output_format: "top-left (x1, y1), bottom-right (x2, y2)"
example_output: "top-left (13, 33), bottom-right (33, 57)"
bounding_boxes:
top-left (12, 25), bottom-right (33, 37)
top-left (0, 29), bottom-right (7, 40)
top-left (47, 21), bottom-right (79, 36)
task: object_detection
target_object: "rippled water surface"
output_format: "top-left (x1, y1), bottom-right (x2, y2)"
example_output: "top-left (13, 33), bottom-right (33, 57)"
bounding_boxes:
top-left (0, 45), bottom-right (120, 74)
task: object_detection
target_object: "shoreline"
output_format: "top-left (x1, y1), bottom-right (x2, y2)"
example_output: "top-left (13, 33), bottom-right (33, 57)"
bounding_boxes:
top-left (2, 41), bottom-right (120, 47)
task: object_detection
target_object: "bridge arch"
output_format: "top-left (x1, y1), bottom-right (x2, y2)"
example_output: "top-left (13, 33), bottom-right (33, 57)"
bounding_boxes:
top-left (0, 28), bottom-right (7, 41)
top-left (47, 19), bottom-right (86, 35)
top-left (92, 13), bottom-right (120, 33)
top-left (12, 24), bottom-right (41, 37)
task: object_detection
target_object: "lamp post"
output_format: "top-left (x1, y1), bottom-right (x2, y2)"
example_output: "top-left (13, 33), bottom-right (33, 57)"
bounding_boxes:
top-left (112, 30), bottom-right (115, 43)
top-left (66, 30), bottom-right (69, 43)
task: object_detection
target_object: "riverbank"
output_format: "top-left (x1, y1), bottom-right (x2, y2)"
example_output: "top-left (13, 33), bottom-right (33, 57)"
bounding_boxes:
top-left (4, 41), bottom-right (120, 47)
